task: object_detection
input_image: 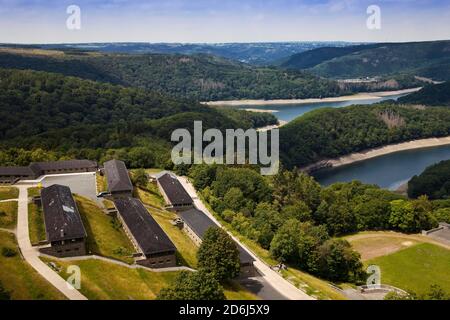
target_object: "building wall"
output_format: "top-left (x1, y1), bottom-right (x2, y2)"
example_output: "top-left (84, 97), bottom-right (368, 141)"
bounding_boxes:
top-left (182, 224), bottom-right (203, 246)
top-left (136, 253), bottom-right (177, 268)
top-left (40, 239), bottom-right (86, 258)
top-left (110, 190), bottom-right (133, 199)
top-left (42, 167), bottom-right (96, 175)
top-left (116, 208), bottom-right (177, 268)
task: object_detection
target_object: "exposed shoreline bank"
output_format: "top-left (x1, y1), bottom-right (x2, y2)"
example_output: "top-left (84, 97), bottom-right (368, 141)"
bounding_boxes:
top-left (303, 136), bottom-right (450, 172)
top-left (204, 87), bottom-right (422, 106)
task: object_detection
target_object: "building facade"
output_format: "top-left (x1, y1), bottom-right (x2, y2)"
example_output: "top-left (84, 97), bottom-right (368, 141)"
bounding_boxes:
top-left (154, 171), bottom-right (193, 210)
top-left (114, 197), bottom-right (177, 268)
top-left (103, 160), bottom-right (134, 198)
top-left (39, 185), bottom-right (87, 258)
top-left (0, 160), bottom-right (97, 184)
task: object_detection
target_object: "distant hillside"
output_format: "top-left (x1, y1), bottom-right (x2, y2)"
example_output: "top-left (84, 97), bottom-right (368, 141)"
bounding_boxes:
top-left (0, 47), bottom-right (345, 101)
top-left (280, 103), bottom-right (450, 168)
top-left (282, 40), bottom-right (450, 82)
top-left (280, 44), bottom-right (381, 69)
top-left (398, 82), bottom-right (450, 106)
top-left (408, 160), bottom-right (450, 199)
top-left (33, 41), bottom-right (354, 65)
top-left (0, 68), bottom-right (276, 168)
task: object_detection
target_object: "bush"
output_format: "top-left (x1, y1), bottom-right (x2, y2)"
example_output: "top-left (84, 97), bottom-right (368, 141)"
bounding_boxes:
top-left (1, 247), bottom-right (17, 258)
top-left (0, 282), bottom-right (11, 300)
top-left (157, 271), bottom-right (225, 300)
top-left (197, 227), bottom-right (240, 282)
top-left (316, 239), bottom-right (365, 283)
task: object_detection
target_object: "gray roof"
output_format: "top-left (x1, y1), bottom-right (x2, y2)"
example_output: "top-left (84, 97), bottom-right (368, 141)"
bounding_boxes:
top-left (157, 173), bottom-right (192, 206)
top-left (178, 208), bottom-right (254, 264)
top-left (104, 160), bottom-right (133, 193)
top-left (114, 198), bottom-right (176, 256)
top-left (36, 160), bottom-right (97, 171)
top-left (41, 185), bottom-right (87, 242)
top-left (0, 166), bottom-right (36, 176)
top-left (0, 160), bottom-right (97, 177)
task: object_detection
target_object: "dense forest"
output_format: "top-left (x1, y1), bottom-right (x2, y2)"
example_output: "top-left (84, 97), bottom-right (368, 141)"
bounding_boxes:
top-left (0, 69), bottom-right (276, 168)
top-left (280, 103), bottom-right (450, 168)
top-left (0, 48), bottom-right (345, 101)
top-left (187, 165), bottom-right (443, 283)
top-left (281, 40), bottom-right (450, 82)
top-left (399, 82), bottom-right (450, 106)
top-left (408, 160), bottom-right (450, 200)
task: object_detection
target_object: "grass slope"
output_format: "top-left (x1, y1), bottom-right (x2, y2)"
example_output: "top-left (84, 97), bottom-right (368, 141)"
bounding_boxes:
top-left (366, 243), bottom-right (450, 295)
top-left (74, 195), bottom-right (135, 264)
top-left (0, 187), bottom-right (18, 201)
top-left (0, 231), bottom-right (65, 300)
top-left (0, 201), bottom-right (18, 229)
top-left (41, 257), bottom-right (257, 300)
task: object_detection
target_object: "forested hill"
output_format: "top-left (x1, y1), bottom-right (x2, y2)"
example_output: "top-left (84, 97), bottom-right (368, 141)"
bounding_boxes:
top-left (281, 40), bottom-right (450, 81)
top-left (408, 160), bottom-right (450, 199)
top-left (0, 68), bottom-right (276, 168)
top-left (398, 82), bottom-right (450, 106)
top-left (0, 47), bottom-right (344, 101)
top-left (279, 103), bottom-right (450, 168)
top-left (280, 44), bottom-right (381, 69)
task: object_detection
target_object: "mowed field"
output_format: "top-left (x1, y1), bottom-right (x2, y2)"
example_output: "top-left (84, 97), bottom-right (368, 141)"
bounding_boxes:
top-left (347, 232), bottom-right (450, 295)
top-left (367, 243), bottom-right (450, 295)
top-left (0, 231), bottom-right (65, 300)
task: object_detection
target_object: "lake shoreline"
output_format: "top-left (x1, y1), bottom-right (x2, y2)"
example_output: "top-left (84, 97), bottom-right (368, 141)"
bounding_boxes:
top-left (204, 87), bottom-right (422, 106)
top-left (303, 136), bottom-right (450, 172)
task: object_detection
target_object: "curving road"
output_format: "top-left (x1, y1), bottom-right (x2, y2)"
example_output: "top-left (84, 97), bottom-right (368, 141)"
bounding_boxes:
top-left (15, 185), bottom-right (87, 300)
top-left (177, 175), bottom-right (315, 300)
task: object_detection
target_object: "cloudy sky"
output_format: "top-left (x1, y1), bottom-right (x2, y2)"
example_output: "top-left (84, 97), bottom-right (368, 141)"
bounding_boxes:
top-left (1, 0), bottom-right (450, 43)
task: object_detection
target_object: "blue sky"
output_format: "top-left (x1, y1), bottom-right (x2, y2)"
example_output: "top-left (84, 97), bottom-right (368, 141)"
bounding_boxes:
top-left (1, 0), bottom-right (450, 43)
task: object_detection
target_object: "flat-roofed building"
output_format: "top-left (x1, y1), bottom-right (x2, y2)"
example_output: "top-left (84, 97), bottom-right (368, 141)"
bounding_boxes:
top-left (104, 160), bottom-right (133, 197)
top-left (39, 185), bottom-right (87, 258)
top-left (0, 160), bottom-right (97, 184)
top-left (114, 197), bottom-right (177, 268)
top-left (154, 172), bottom-right (193, 210)
top-left (178, 208), bottom-right (256, 277)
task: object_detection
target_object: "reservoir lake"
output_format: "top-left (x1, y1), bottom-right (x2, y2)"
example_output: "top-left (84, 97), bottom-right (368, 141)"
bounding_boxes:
top-left (237, 93), bottom-right (450, 189)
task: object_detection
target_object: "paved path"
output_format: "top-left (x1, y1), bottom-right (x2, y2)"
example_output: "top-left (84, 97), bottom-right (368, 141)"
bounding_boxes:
top-left (15, 185), bottom-right (87, 300)
top-left (0, 199), bottom-right (18, 203)
top-left (177, 176), bottom-right (315, 300)
top-left (40, 253), bottom-right (195, 273)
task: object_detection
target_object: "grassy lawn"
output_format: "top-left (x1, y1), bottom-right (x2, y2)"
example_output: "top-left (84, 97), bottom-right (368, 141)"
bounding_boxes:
top-left (366, 243), bottom-right (450, 295)
top-left (27, 187), bottom-right (41, 198)
top-left (96, 172), bottom-right (107, 193)
top-left (40, 257), bottom-right (257, 300)
top-left (148, 208), bottom-right (199, 268)
top-left (346, 233), bottom-right (420, 261)
top-left (28, 202), bottom-right (46, 245)
top-left (196, 191), bottom-right (346, 300)
top-left (345, 231), bottom-right (449, 261)
top-left (0, 231), bottom-right (65, 300)
top-left (135, 184), bottom-right (165, 208)
top-left (41, 257), bottom-right (178, 300)
top-left (0, 186), bottom-right (18, 201)
top-left (74, 195), bottom-right (135, 264)
top-left (0, 201), bottom-right (18, 229)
